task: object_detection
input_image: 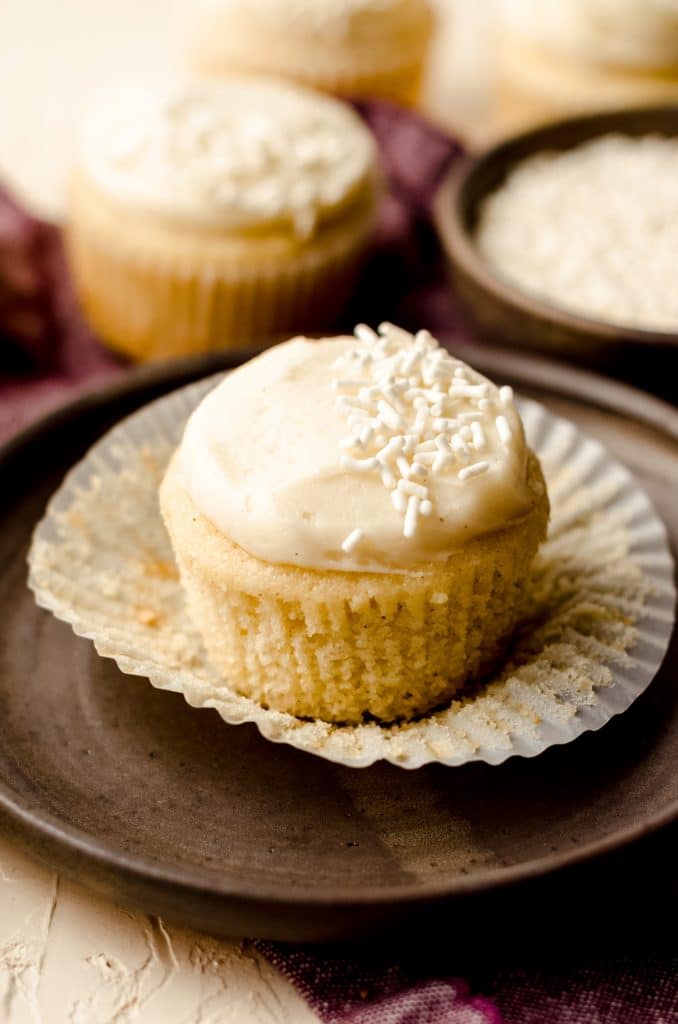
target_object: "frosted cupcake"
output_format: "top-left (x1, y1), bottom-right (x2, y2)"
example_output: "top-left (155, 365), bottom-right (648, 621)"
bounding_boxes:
top-left (67, 79), bottom-right (379, 360)
top-left (496, 0), bottom-right (678, 135)
top-left (160, 323), bottom-right (549, 724)
top-left (181, 0), bottom-right (434, 108)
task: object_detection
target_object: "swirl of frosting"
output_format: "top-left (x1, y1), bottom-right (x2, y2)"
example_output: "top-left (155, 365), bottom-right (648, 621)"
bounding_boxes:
top-left (501, 0), bottom-right (678, 69)
top-left (177, 325), bottom-right (544, 573)
top-left (79, 79), bottom-right (378, 238)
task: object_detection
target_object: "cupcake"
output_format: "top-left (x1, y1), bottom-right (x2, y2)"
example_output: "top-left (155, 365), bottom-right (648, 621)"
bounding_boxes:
top-left (67, 79), bottom-right (379, 361)
top-left (496, 0), bottom-right (678, 136)
top-left (180, 0), bottom-right (434, 108)
top-left (160, 323), bottom-right (549, 724)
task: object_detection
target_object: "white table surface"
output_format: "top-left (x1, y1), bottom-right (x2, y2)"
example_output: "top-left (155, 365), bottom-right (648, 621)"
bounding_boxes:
top-left (0, 3), bottom-right (492, 1020)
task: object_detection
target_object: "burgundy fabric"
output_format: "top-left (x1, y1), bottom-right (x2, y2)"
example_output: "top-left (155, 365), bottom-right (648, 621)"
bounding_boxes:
top-left (254, 942), bottom-right (678, 1024)
top-left (256, 945), bottom-right (503, 1024)
top-left (0, 189), bottom-right (121, 442)
top-left (1, 101), bottom-right (675, 1024)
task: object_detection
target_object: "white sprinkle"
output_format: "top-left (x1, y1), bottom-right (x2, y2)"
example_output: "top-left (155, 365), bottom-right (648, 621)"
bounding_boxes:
top-left (420, 499), bottom-right (433, 516)
top-left (416, 439), bottom-right (437, 453)
top-left (398, 479), bottom-right (428, 498)
top-left (340, 456), bottom-right (378, 472)
top-left (471, 421), bottom-right (485, 449)
top-left (460, 425), bottom-right (473, 442)
top-left (358, 385), bottom-right (380, 403)
top-left (433, 452), bottom-right (454, 473)
top-left (396, 455), bottom-right (410, 478)
top-left (339, 435), bottom-right (361, 450)
top-left (354, 323), bottom-right (378, 345)
top-left (458, 460), bottom-right (490, 481)
top-left (403, 495), bottom-right (419, 538)
top-left (478, 398), bottom-right (492, 411)
top-left (433, 417), bottom-right (457, 431)
top-left (454, 366), bottom-right (467, 379)
top-left (450, 382), bottom-right (491, 398)
top-left (335, 396), bottom-right (363, 414)
top-left (401, 348), bottom-right (423, 374)
top-left (341, 528), bottom-right (364, 554)
top-left (376, 436), bottom-right (405, 461)
top-left (458, 411), bottom-right (482, 422)
top-left (391, 489), bottom-right (407, 512)
top-left (380, 466), bottom-right (396, 489)
top-left (499, 385), bottom-right (514, 405)
top-left (408, 461), bottom-right (428, 479)
top-left (415, 451), bottom-right (437, 464)
top-left (496, 415), bottom-right (512, 445)
top-left (451, 434), bottom-right (470, 459)
top-left (377, 399), bottom-right (404, 431)
top-left (434, 435), bottom-right (452, 452)
top-left (380, 322), bottom-right (414, 345)
top-left (414, 328), bottom-right (434, 347)
top-left (359, 424), bottom-right (374, 446)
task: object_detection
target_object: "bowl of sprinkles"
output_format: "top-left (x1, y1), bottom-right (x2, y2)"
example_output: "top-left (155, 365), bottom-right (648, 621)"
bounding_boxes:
top-left (435, 106), bottom-right (678, 377)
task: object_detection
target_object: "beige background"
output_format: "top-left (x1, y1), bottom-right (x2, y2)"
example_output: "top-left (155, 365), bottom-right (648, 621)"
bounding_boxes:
top-left (0, 3), bottom-right (489, 1020)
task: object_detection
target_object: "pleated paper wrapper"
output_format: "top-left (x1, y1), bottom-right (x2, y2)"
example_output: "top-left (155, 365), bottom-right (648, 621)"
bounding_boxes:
top-left (28, 375), bottom-right (676, 769)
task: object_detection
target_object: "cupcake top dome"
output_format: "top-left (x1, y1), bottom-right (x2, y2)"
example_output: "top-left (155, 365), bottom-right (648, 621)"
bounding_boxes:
top-left (501, 0), bottom-right (678, 69)
top-left (177, 324), bottom-right (545, 573)
top-left (79, 78), bottom-right (378, 238)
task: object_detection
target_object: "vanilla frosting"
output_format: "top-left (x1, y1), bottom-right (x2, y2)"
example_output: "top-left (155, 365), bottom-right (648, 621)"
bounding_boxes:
top-left (197, 0), bottom-right (424, 39)
top-left (177, 326), bottom-right (540, 573)
top-left (80, 79), bottom-right (377, 238)
top-left (501, 0), bottom-right (678, 69)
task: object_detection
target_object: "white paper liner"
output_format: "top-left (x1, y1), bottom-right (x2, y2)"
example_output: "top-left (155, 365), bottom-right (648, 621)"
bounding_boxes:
top-left (27, 374), bottom-right (676, 769)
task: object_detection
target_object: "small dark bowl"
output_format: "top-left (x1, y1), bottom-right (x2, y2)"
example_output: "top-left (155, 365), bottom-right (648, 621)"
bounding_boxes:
top-left (434, 107), bottom-right (678, 369)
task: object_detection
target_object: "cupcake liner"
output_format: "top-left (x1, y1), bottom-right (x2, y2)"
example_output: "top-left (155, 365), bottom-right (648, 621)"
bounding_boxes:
top-left (68, 188), bottom-right (374, 360)
top-left (28, 374), bottom-right (676, 769)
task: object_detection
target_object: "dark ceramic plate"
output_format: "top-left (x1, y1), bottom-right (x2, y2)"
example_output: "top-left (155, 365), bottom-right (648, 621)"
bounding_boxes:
top-left (0, 347), bottom-right (676, 942)
top-left (434, 107), bottom-right (678, 397)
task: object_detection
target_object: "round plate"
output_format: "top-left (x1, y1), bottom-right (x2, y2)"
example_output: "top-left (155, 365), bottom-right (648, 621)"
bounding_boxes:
top-left (0, 347), bottom-right (676, 941)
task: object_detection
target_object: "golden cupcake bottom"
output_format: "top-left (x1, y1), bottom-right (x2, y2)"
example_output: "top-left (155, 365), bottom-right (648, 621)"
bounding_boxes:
top-left (67, 176), bottom-right (375, 361)
top-left (160, 452), bottom-right (549, 724)
top-left (496, 34), bottom-right (678, 137)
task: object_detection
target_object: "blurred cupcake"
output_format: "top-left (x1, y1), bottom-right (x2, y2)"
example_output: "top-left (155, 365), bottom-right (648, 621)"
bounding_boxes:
top-left (160, 324), bottom-right (549, 724)
top-left (496, 0), bottom-right (678, 136)
top-left (67, 78), bottom-right (379, 360)
top-left (181, 0), bottom-right (434, 108)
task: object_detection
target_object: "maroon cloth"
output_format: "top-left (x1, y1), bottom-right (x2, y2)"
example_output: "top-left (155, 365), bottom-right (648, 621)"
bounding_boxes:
top-left (256, 945), bottom-right (502, 1023)
top-left (0, 189), bottom-right (121, 441)
top-left (1, 102), bottom-right (675, 1024)
top-left (255, 943), bottom-right (678, 1024)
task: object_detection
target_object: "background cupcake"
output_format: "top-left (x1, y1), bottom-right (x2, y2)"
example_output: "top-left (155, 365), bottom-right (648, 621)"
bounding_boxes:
top-left (496, 0), bottom-right (678, 135)
top-left (181, 0), bottom-right (434, 108)
top-left (160, 325), bottom-right (549, 724)
top-left (67, 78), bottom-right (379, 360)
